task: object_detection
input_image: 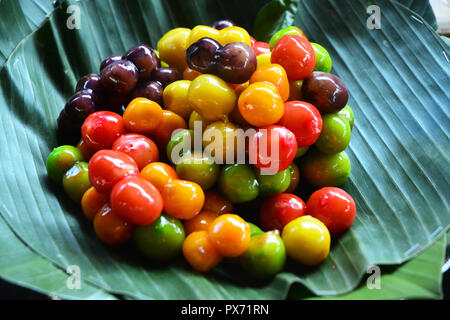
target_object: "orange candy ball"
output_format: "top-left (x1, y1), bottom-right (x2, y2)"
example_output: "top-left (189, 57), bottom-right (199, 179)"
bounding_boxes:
top-left (81, 186), bottom-right (108, 221)
top-left (238, 82), bottom-right (284, 127)
top-left (208, 214), bottom-right (251, 257)
top-left (182, 231), bottom-right (223, 272)
top-left (93, 203), bottom-right (134, 245)
top-left (184, 210), bottom-right (219, 235)
top-left (140, 162), bottom-right (179, 192)
top-left (250, 64), bottom-right (290, 102)
top-left (123, 98), bottom-right (163, 134)
top-left (149, 110), bottom-right (186, 147)
top-left (203, 190), bottom-right (233, 215)
top-left (162, 179), bottom-right (205, 220)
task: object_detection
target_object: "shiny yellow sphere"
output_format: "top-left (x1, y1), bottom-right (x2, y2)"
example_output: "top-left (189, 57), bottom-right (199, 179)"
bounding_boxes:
top-left (188, 110), bottom-right (213, 132)
top-left (186, 25), bottom-right (220, 48)
top-left (257, 52), bottom-right (272, 69)
top-left (187, 74), bottom-right (236, 121)
top-left (202, 121), bottom-right (238, 164)
top-left (163, 80), bottom-right (193, 121)
top-left (218, 26), bottom-right (252, 46)
top-left (157, 28), bottom-right (191, 72)
top-left (281, 215), bottom-right (330, 266)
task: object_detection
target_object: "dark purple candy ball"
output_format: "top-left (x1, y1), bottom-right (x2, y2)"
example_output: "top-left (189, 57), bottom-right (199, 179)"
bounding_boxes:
top-left (150, 67), bottom-right (181, 88)
top-left (214, 42), bottom-right (257, 84)
top-left (124, 44), bottom-right (159, 81)
top-left (186, 37), bottom-right (221, 74)
top-left (100, 59), bottom-right (139, 95)
top-left (100, 54), bottom-right (123, 72)
top-left (131, 81), bottom-right (163, 105)
top-left (63, 89), bottom-right (98, 123)
top-left (210, 19), bottom-right (236, 30)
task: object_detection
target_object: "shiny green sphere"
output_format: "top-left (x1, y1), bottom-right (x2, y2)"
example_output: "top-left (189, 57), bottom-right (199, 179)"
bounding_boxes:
top-left (256, 168), bottom-right (291, 197)
top-left (62, 161), bottom-right (91, 203)
top-left (239, 231), bottom-right (286, 279)
top-left (46, 145), bottom-right (83, 184)
top-left (301, 148), bottom-right (351, 187)
top-left (166, 129), bottom-right (194, 164)
top-left (248, 222), bottom-right (264, 237)
top-left (294, 146), bottom-right (309, 159)
top-left (133, 214), bottom-right (185, 261)
top-left (311, 43), bottom-right (332, 73)
top-left (337, 105), bottom-right (354, 129)
top-left (315, 113), bottom-right (351, 154)
top-left (219, 164), bottom-right (259, 204)
top-left (269, 26), bottom-right (304, 51)
top-left (175, 152), bottom-right (219, 190)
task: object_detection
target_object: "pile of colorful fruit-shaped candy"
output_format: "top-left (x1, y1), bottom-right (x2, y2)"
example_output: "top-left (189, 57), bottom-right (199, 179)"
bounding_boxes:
top-left (46, 20), bottom-right (356, 279)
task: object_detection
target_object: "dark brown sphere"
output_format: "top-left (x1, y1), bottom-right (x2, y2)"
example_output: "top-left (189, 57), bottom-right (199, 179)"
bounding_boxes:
top-left (63, 89), bottom-right (97, 123)
top-left (100, 59), bottom-right (139, 95)
top-left (302, 72), bottom-right (349, 114)
top-left (100, 54), bottom-right (123, 72)
top-left (131, 81), bottom-right (163, 105)
top-left (186, 37), bottom-right (221, 74)
top-left (150, 67), bottom-right (181, 88)
top-left (214, 42), bottom-right (257, 84)
top-left (124, 44), bottom-right (159, 81)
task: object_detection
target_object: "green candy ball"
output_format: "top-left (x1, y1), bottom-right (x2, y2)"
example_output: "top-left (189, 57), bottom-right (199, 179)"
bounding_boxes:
top-left (219, 164), bottom-right (259, 204)
top-left (133, 214), bottom-right (185, 262)
top-left (46, 145), bottom-right (83, 184)
top-left (166, 129), bottom-right (194, 164)
top-left (239, 231), bottom-right (286, 279)
top-left (311, 43), bottom-right (332, 73)
top-left (176, 152), bottom-right (219, 190)
top-left (269, 26), bottom-right (304, 51)
top-left (248, 222), bottom-right (264, 237)
top-left (301, 148), bottom-right (351, 187)
top-left (256, 168), bottom-right (291, 197)
top-left (62, 161), bottom-right (91, 203)
top-left (315, 113), bottom-right (351, 154)
top-left (337, 105), bottom-right (354, 129)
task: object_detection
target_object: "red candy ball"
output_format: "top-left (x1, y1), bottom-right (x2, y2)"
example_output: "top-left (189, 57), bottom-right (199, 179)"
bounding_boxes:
top-left (112, 133), bottom-right (159, 170)
top-left (260, 193), bottom-right (306, 232)
top-left (271, 35), bottom-right (316, 81)
top-left (81, 111), bottom-right (126, 151)
top-left (88, 150), bottom-right (139, 194)
top-left (306, 187), bottom-right (356, 235)
top-left (277, 101), bottom-right (322, 147)
top-left (253, 41), bottom-right (270, 56)
top-left (249, 125), bottom-right (297, 174)
top-left (110, 176), bottom-right (163, 226)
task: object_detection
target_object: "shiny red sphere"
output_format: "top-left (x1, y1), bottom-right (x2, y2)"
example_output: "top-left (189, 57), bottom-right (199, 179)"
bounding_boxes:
top-left (110, 176), bottom-right (163, 226)
top-left (249, 125), bottom-right (298, 174)
top-left (277, 101), bottom-right (322, 147)
top-left (260, 193), bottom-right (306, 232)
top-left (112, 134), bottom-right (159, 170)
top-left (253, 41), bottom-right (270, 56)
top-left (271, 35), bottom-right (316, 81)
top-left (88, 150), bottom-right (139, 194)
top-left (81, 111), bottom-right (126, 151)
top-left (306, 187), bottom-right (356, 235)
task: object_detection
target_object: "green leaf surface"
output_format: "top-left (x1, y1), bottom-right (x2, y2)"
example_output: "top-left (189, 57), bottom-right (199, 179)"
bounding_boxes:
top-left (0, 0), bottom-right (448, 299)
top-left (0, 216), bottom-right (116, 299)
top-left (289, 233), bottom-right (446, 300)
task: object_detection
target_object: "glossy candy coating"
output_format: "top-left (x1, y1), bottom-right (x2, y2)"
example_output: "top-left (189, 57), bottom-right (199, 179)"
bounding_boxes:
top-left (63, 89), bottom-right (97, 124)
top-left (112, 134), bottom-right (159, 170)
top-left (183, 67), bottom-right (202, 81)
top-left (239, 231), bottom-right (286, 279)
top-left (238, 82), bottom-right (284, 127)
top-left (62, 161), bottom-right (91, 203)
top-left (337, 105), bottom-right (354, 129)
top-left (46, 145), bottom-right (84, 184)
top-left (185, 37), bottom-right (221, 74)
top-left (218, 27), bottom-right (252, 46)
top-left (250, 64), bottom-right (290, 102)
top-left (288, 80), bottom-right (303, 101)
top-left (162, 179), bottom-right (205, 220)
top-left (306, 187), bottom-right (356, 235)
top-left (88, 150), bottom-right (140, 194)
top-left (75, 73), bottom-right (105, 98)
top-left (252, 41), bottom-right (270, 56)
top-left (76, 138), bottom-right (95, 161)
top-left (315, 113), bottom-right (351, 154)
top-left (166, 129), bottom-right (194, 163)
top-left (271, 35), bottom-right (316, 81)
top-left (248, 222), bottom-right (264, 237)
top-left (81, 111), bottom-right (126, 151)
top-left (202, 121), bottom-right (238, 163)
top-left (130, 80), bottom-right (163, 106)
top-left (133, 214), bottom-right (185, 261)
top-left (256, 52), bottom-right (271, 69)
top-left (218, 164), bottom-right (259, 204)
top-left (124, 44), bottom-right (159, 81)
top-left (214, 42), bottom-right (257, 84)
top-left (187, 25), bottom-right (221, 48)
top-left (100, 54), bottom-right (122, 72)
top-left (163, 80), bottom-right (194, 120)
top-left (210, 19), bottom-right (235, 30)
top-left (81, 186), bottom-right (108, 221)
top-left (140, 162), bottom-right (178, 192)
top-left (123, 97), bottom-right (163, 134)
top-left (203, 190), bottom-right (233, 215)
top-left (302, 71), bottom-right (349, 114)
top-left (182, 230), bottom-right (222, 272)
top-left (176, 152), bottom-right (220, 191)
top-left (150, 67), bottom-right (182, 88)
top-left (150, 110), bottom-right (187, 147)
top-left (157, 28), bottom-right (191, 71)
top-left (249, 125), bottom-right (297, 174)
top-left (110, 176), bottom-right (163, 226)
top-left (208, 214), bottom-right (251, 257)
top-left (187, 74), bottom-right (236, 121)
top-left (184, 210), bottom-right (219, 235)
top-left (311, 43), bottom-right (332, 73)
top-left (301, 149), bottom-right (351, 187)
top-left (256, 168), bottom-right (291, 197)
top-left (93, 203), bottom-right (134, 245)
top-left (100, 59), bottom-right (139, 95)
top-left (277, 101), bottom-right (322, 148)
top-left (260, 193), bottom-right (306, 231)
top-left (269, 26), bottom-right (308, 51)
